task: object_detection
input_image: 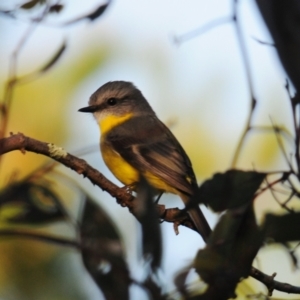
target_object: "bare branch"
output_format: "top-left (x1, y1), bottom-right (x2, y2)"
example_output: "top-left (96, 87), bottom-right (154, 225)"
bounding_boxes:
top-left (250, 267), bottom-right (300, 295)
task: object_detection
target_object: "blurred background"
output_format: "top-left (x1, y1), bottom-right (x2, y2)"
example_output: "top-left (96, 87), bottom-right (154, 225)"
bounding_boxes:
top-left (0, 0), bottom-right (299, 299)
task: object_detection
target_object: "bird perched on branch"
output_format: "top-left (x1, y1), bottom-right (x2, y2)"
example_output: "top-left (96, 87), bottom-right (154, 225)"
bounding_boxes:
top-left (79, 81), bottom-right (210, 241)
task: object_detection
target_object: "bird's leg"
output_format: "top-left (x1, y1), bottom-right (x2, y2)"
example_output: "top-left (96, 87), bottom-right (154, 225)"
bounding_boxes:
top-left (155, 192), bottom-right (164, 204)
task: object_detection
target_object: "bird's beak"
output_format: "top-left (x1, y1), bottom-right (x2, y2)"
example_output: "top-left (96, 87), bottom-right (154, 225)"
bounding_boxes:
top-left (78, 105), bottom-right (98, 113)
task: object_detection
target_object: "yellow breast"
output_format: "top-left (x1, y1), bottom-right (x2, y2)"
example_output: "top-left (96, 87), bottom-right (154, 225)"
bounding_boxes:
top-left (100, 140), bottom-right (139, 186)
top-left (98, 113), bottom-right (181, 194)
top-left (99, 113), bottom-right (139, 186)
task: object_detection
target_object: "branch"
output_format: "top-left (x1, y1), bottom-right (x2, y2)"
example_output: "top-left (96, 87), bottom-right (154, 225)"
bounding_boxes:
top-left (250, 267), bottom-right (300, 295)
top-left (0, 133), bottom-right (198, 232)
top-left (2, 134), bottom-right (300, 294)
top-left (0, 229), bottom-right (79, 249)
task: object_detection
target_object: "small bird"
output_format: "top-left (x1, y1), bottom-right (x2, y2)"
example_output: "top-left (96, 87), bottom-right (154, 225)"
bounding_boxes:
top-left (78, 81), bottom-right (211, 241)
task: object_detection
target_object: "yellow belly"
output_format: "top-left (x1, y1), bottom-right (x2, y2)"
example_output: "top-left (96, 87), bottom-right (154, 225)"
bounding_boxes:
top-left (101, 140), bottom-right (139, 186)
top-left (101, 140), bottom-right (179, 194)
top-left (98, 114), bottom-right (180, 194)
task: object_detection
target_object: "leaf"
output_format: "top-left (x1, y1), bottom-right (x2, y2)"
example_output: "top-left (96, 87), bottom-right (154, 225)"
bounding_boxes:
top-left (197, 170), bottom-right (266, 212)
top-left (194, 204), bottom-right (263, 299)
top-left (20, 0), bottom-right (41, 10)
top-left (49, 4), bottom-right (63, 14)
top-left (173, 266), bottom-right (192, 298)
top-left (63, 2), bottom-right (111, 25)
top-left (80, 197), bottom-right (130, 300)
top-left (142, 276), bottom-right (167, 300)
top-left (86, 2), bottom-right (110, 21)
top-left (133, 177), bottom-right (162, 271)
top-left (264, 213), bottom-right (300, 242)
top-left (0, 181), bottom-right (67, 224)
top-left (256, 0), bottom-right (300, 94)
top-left (39, 40), bottom-right (67, 73)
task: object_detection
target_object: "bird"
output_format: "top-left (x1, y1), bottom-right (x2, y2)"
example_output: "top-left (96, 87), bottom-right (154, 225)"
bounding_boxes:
top-left (78, 81), bottom-right (211, 241)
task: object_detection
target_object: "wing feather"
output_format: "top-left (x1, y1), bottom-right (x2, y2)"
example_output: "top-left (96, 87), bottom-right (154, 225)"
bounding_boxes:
top-left (106, 115), bottom-right (197, 195)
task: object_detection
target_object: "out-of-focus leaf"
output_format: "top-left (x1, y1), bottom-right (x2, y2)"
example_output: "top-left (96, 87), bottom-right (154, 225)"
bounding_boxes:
top-left (63, 2), bottom-right (110, 25)
top-left (0, 181), bottom-right (67, 224)
top-left (256, 0), bottom-right (300, 94)
top-left (133, 177), bottom-right (162, 271)
top-left (142, 276), bottom-right (167, 300)
top-left (264, 213), bottom-right (300, 242)
top-left (174, 266), bottom-right (192, 298)
top-left (86, 2), bottom-right (110, 21)
top-left (80, 197), bottom-right (130, 300)
top-left (20, 0), bottom-right (44, 10)
top-left (49, 4), bottom-right (63, 14)
top-left (39, 40), bottom-right (67, 73)
top-left (197, 170), bottom-right (266, 212)
top-left (194, 204), bottom-right (263, 299)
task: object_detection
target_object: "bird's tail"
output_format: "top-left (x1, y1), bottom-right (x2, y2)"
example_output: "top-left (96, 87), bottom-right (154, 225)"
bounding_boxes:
top-left (181, 194), bottom-right (211, 242)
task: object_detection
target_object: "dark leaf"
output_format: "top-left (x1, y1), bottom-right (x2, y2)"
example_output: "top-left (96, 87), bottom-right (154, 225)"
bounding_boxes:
top-left (142, 276), bottom-right (167, 300)
top-left (132, 177), bottom-right (162, 271)
top-left (0, 181), bottom-right (67, 224)
top-left (174, 267), bottom-right (192, 298)
top-left (292, 92), bottom-right (300, 106)
top-left (63, 2), bottom-right (110, 25)
top-left (80, 198), bottom-right (130, 300)
top-left (194, 204), bottom-right (263, 299)
top-left (256, 0), bottom-right (300, 93)
top-left (86, 2), bottom-right (110, 21)
top-left (39, 40), bottom-right (67, 73)
top-left (264, 213), bottom-right (300, 242)
top-left (20, 0), bottom-right (41, 9)
top-left (49, 4), bottom-right (64, 14)
top-left (197, 170), bottom-right (266, 212)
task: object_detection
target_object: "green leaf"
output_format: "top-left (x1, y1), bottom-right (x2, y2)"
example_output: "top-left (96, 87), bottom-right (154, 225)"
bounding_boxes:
top-left (264, 213), bottom-right (300, 242)
top-left (197, 170), bottom-right (266, 212)
top-left (80, 198), bottom-right (130, 300)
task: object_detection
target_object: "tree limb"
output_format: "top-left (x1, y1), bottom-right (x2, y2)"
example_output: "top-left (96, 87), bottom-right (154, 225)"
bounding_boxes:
top-left (3, 133), bottom-right (300, 295)
top-left (0, 133), bottom-right (196, 231)
top-left (250, 266), bottom-right (300, 295)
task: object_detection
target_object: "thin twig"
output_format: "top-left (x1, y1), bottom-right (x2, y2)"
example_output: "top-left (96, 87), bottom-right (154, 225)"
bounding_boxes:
top-left (265, 177), bottom-right (294, 213)
top-left (269, 117), bottom-right (295, 172)
top-left (0, 3), bottom-right (52, 169)
top-left (173, 16), bottom-right (232, 45)
top-left (231, 0), bottom-right (257, 167)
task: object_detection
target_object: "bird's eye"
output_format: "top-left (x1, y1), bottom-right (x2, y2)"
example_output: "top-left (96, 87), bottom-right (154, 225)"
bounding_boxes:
top-left (107, 98), bottom-right (117, 106)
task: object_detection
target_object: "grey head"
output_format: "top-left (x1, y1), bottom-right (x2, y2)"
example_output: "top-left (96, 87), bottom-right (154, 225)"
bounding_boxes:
top-left (78, 81), bottom-right (155, 121)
